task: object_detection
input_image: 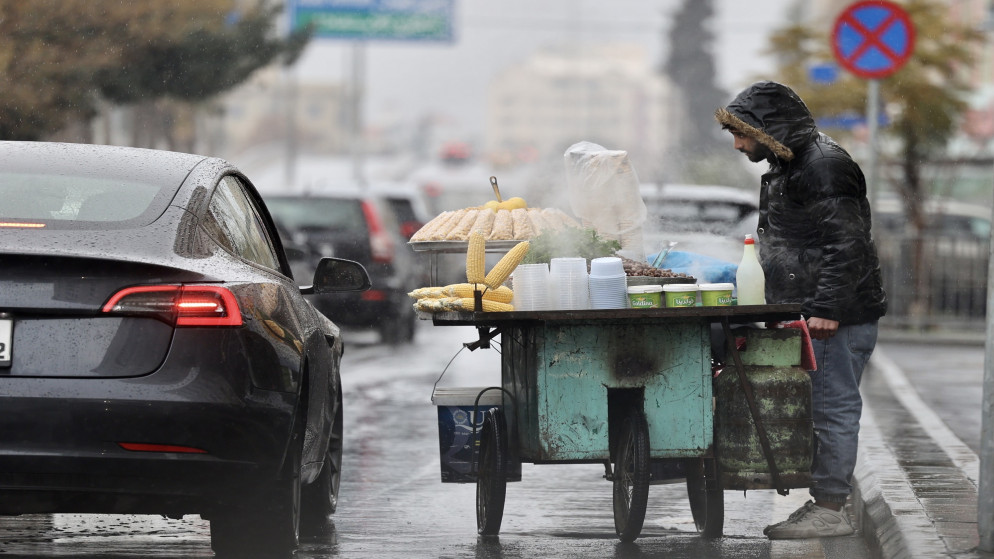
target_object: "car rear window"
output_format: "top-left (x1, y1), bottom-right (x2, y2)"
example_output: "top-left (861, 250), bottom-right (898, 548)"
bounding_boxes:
top-left (265, 197), bottom-right (366, 232)
top-left (0, 172), bottom-right (163, 223)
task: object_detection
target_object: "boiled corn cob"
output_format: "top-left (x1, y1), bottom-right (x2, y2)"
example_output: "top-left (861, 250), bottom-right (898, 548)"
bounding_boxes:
top-left (484, 241), bottom-right (530, 289)
top-left (470, 209), bottom-right (496, 235)
top-left (466, 229), bottom-right (486, 284)
top-left (510, 208), bottom-right (534, 239)
top-left (453, 297), bottom-right (514, 312)
top-left (444, 209), bottom-right (479, 240)
top-left (488, 209), bottom-right (513, 240)
top-left (409, 210), bottom-right (451, 242)
top-left (414, 297), bottom-right (514, 313)
top-left (413, 298), bottom-right (447, 312)
top-left (408, 283), bottom-right (513, 303)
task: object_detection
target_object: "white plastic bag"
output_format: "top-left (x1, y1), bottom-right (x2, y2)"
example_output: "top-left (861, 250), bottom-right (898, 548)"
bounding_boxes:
top-left (563, 141), bottom-right (646, 260)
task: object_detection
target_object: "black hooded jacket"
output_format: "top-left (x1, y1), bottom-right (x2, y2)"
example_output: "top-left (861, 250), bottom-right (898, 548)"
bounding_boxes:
top-left (715, 81), bottom-right (887, 324)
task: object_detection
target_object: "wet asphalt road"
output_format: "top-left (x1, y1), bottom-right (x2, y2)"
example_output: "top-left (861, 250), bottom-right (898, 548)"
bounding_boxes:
top-left (874, 339), bottom-right (985, 455)
top-left (0, 321), bottom-right (876, 558)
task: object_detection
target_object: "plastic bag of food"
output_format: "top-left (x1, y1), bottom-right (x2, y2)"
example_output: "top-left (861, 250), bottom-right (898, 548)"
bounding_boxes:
top-left (563, 141), bottom-right (646, 260)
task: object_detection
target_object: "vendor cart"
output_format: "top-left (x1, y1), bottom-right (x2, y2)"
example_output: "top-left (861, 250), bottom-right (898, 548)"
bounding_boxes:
top-left (411, 237), bottom-right (814, 541)
top-left (427, 303), bottom-right (811, 542)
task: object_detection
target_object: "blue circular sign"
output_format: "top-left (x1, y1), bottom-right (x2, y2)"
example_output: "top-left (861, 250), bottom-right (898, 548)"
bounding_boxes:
top-left (832, 1), bottom-right (915, 79)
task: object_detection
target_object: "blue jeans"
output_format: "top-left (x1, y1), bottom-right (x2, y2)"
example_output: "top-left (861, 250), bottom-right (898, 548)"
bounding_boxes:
top-left (808, 321), bottom-right (878, 504)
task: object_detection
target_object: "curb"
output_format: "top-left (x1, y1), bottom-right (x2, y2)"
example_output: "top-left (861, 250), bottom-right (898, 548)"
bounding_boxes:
top-left (853, 402), bottom-right (948, 557)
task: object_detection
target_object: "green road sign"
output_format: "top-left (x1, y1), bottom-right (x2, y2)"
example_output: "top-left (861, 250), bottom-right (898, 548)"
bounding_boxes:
top-left (291, 0), bottom-right (454, 42)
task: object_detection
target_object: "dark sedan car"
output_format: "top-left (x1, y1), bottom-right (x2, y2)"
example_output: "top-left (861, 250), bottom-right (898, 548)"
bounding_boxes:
top-left (265, 192), bottom-right (420, 345)
top-left (0, 141), bottom-right (371, 557)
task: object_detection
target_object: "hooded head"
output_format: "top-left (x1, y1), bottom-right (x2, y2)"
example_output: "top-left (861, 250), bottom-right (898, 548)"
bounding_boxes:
top-left (714, 81), bottom-right (817, 163)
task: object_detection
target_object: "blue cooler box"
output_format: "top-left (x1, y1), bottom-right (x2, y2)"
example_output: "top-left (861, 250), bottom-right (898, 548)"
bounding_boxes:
top-left (431, 387), bottom-right (502, 483)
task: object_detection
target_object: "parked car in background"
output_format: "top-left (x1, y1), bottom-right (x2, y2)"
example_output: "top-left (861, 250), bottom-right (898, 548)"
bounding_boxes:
top-left (639, 183), bottom-right (758, 264)
top-left (264, 189), bottom-right (421, 345)
top-left (0, 141), bottom-right (371, 557)
top-left (874, 195), bottom-right (992, 240)
top-left (872, 194), bottom-right (991, 322)
top-left (368, 182), bottom-right (431, 241)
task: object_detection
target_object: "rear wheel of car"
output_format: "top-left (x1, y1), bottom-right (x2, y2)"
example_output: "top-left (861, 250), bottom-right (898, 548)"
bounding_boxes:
top-left (210, 436), bottom-right (302, 557)
top-left (302, 388), bottom-right (343, 536)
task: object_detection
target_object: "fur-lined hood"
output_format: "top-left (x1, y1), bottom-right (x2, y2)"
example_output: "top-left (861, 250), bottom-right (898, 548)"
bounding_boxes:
top-left (714, 81), bottom-right (817, 162)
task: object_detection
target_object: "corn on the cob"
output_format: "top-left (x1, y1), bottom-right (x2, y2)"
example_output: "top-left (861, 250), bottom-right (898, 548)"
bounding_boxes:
top-left (485, 241), bottom-right (530, 289)
top-left (526, 208), bottom-right (547, 235)
top-left (424, 210), bottom-right (462, 240)
top-left (409, 210), bottom-right (450, 242)
top-left (466, 229), bottom-right (486, 284)
top-left (510, 208), bottom-right (534, 239)
top-left (444, 209), bottom-right (480, 241)
top-left (415, 297), bottom-right (513, 313)
top-left (471, 209), bottom-right (496, 235)
top-left (414, 298), bottom-right (447, 312)
top-left (452, 298), bottom-right (514, 312)
top-left (408, 283), bottom-right (513, 303)
top-left (488, 209), bottom-right (513, 240)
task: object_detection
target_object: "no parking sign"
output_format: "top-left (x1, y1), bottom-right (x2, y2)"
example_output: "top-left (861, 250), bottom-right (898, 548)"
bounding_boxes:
top-left (832, 0), bottom-right (915, 79)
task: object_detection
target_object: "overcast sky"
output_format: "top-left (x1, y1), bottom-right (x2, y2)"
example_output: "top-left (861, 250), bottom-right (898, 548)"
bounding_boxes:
top-left (292, 0), bottom-right (796, 143)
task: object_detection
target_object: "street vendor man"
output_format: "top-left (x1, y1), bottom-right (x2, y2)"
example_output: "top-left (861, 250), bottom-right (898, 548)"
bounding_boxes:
top-left (715, 81), bottom-right (887, 539)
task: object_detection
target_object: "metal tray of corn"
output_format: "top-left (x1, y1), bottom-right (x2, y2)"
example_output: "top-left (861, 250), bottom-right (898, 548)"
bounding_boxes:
top-left (408, 240), bottom-right (522, 253)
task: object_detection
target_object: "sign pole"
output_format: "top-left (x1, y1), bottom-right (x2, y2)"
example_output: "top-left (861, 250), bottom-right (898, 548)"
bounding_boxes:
top-left (867, 79), bottom-right (879, 208)
top-left (983, 221), bottom-right (994, 551)
top-left (350, 41), bottom-right (367, 189)
top-left (284, 1), bottom-right (298, 190)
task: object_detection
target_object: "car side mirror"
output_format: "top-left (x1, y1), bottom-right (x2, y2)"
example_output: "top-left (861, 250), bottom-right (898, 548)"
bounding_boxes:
top-left (302, 257), bottom-right (372, 294)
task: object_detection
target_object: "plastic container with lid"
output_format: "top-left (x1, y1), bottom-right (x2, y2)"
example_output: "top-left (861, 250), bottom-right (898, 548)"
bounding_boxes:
top-left (662, 284), bottom-right (698, 307)
top-left (699, 283), bottom-right (735, 306)
top-left (627, 285), bottom-right (663, 308)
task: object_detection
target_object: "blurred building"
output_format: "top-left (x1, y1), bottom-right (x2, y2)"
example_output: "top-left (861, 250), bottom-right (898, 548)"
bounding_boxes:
top-left (220, 66), bottom-right (350, 160)
top-left (483, 44), bottom-right (674, 181)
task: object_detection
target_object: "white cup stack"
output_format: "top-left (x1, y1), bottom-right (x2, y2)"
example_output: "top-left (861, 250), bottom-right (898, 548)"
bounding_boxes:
top-left (588, 257), bottom-right (629, 309)
top-left (510, 263), bottom-right (551, 311)
top-left (549, 257), bottom-right (590, 310)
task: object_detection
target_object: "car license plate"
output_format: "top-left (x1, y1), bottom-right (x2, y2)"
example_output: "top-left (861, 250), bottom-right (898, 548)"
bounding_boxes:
top-left (0, 319), bottom-right (10, 367)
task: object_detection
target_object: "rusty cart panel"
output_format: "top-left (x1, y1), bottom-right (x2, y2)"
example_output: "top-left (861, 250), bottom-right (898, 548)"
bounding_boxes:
top-left (501, 318), bottom-right (712, 462)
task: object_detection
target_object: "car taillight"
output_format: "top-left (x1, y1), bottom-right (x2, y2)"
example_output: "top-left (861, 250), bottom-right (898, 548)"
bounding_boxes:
top-left (399, 220), bottom-right (423, 239)
top-left (361, 200), bottom-right (395, 263)
top-left (102, 285), bottom-right (243, 327)
top-left (118, 442), bottom-right (208, 454)
top-left (361, 289), bottom-right (387, 301)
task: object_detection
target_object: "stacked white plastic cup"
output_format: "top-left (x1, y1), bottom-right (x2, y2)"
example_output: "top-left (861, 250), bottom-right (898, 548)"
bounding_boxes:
top-left (549, 257), bottom-right (590, 310)
top-left (510, 263), bottom-right (551, 311)
top-left (588, 257), bottom-right (628, 309)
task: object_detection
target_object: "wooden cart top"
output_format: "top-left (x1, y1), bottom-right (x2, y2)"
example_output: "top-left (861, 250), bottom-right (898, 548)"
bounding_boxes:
top-left (428, 303), bottom-right (803, 327)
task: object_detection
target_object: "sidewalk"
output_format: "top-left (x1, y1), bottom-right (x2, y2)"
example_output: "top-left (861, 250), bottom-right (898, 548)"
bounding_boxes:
top-left (853, 329), bottom-right (990, 558)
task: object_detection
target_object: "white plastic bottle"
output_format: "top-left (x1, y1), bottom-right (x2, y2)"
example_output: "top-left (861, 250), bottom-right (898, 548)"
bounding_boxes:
top-left (736, 234), bottom-right (766, 305)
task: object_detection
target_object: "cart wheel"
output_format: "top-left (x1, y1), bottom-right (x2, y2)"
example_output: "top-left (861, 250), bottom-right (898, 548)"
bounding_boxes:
top-left (613, 410), bottom-right (650, 542)
top-left (476, 407), bottom-right (507, 536)
top-left (686, 458), bottom-right (724, 538)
